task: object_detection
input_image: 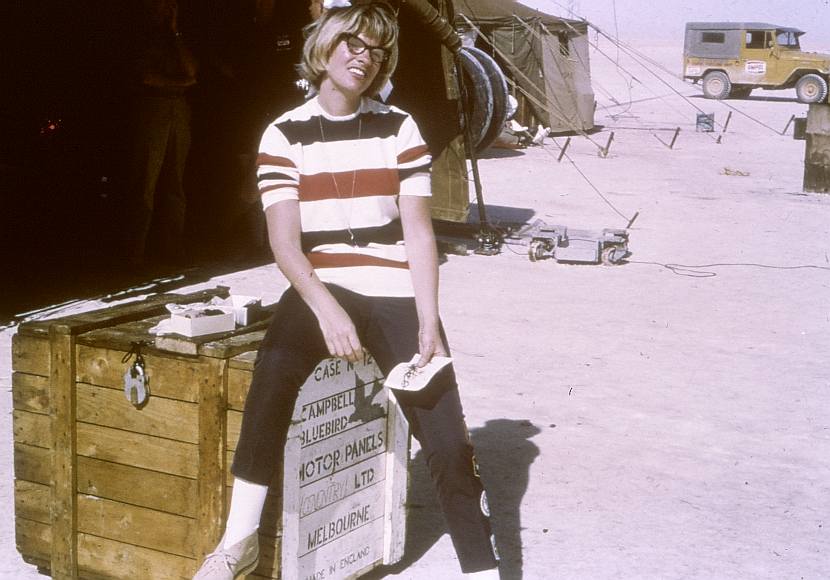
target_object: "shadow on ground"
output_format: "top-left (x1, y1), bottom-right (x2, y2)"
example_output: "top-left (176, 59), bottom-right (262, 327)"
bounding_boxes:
top-left (364, 418), bottom-right (541, 580)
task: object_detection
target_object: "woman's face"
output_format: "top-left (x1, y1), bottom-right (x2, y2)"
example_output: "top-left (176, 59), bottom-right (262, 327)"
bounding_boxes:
top-left (322, 32), bottom-right (383, 100)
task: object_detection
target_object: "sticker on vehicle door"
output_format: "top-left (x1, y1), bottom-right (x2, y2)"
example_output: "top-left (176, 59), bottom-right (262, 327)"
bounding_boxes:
top-left (685, 65), bottom-right (702, 76)
top-left (745, 61), bottom-right (767, 74)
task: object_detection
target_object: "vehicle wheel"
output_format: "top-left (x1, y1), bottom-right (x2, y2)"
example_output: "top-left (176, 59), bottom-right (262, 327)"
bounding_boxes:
top-left (702, 71), bottom-right (732, 99)
top-left (795, 74), bottom-right (829, 104)
top-left (528, 240), bottom-right (547, 262)
top-left (601, 246), bottom-right (624, 266)
top-left (731, 86), bottom-right (752, 99)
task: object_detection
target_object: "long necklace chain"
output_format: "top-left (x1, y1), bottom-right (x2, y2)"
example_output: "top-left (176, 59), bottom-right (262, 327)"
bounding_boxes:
top-left (318, 112), bottom-right (362, 246)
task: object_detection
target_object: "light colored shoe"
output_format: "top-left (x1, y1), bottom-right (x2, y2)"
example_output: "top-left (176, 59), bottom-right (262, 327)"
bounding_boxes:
top-left (193, 530), bottom-right (259, 579)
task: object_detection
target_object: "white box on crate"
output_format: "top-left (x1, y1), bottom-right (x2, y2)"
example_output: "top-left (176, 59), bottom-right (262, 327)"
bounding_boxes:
top-left (168, 307), bottom-right (235, 337)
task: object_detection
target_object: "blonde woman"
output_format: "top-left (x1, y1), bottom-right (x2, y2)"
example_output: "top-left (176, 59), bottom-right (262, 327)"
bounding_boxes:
top-left (194, 3), bottom-right (499, 578)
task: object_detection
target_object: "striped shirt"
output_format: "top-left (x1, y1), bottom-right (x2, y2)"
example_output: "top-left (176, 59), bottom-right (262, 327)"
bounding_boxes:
top-left (257, 96), bottom-right (432, 297)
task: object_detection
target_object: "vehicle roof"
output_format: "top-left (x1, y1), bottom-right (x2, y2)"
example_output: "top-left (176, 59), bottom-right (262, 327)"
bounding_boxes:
top-left (685, 22), bottom-right (804, 34)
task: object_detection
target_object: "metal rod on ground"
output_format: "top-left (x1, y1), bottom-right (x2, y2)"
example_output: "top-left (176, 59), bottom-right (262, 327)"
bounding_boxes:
top-left (600, 132), bottom-right (615, 157)
top-left (782, 114), bottom-right (796, 135)
top-left (722, 111), bottom-right (733, 133)
top-left (669, 127), bottom-right (681, 149)
top-left (557, 137), bottom-right (572, 162)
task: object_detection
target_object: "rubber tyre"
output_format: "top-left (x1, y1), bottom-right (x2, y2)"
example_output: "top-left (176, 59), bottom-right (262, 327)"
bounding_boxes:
top-left (458, 50), bottom-right (494, 151)
top-left (795, 74), bottom-right (828, 104)
top-left (702, 71), bottom-right (731, 100)
top-left (463, 46), bottom-right (510, 152)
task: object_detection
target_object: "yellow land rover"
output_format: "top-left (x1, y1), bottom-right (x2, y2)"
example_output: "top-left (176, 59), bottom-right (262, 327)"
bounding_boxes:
top-left (683, 22), bottom-right (830, 102)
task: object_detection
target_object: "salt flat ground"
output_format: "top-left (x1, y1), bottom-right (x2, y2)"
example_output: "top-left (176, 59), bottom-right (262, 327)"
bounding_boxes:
top-left (1, 44), bottom-right (828, 579)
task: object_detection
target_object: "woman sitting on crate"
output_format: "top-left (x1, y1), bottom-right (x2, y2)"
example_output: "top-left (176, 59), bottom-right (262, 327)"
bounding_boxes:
top-left (193, 2), bottom-right (500, 579)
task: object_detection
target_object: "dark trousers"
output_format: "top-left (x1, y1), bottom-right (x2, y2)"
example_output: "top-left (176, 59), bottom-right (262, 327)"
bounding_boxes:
top-left (232, 284), bottom-right (498, 572)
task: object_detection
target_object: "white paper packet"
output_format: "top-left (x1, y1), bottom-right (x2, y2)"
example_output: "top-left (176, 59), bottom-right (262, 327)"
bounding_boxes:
top-left (384, 355), bottom-right (453, 391)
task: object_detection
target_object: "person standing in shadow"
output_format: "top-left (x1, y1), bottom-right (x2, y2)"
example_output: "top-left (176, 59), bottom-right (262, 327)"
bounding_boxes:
top-left (124, 0), bottom-right (197, 267)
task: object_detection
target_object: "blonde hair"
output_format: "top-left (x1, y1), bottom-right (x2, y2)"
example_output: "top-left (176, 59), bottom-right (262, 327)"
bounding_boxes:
top-left (299, 2), bottom-right (399, 98)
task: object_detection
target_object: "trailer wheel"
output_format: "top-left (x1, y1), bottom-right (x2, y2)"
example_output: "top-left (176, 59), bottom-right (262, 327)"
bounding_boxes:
top-left (702, 71), bottom-right (731, 99)
top-left (601, 246), bottom-right (624, 266)
top-left (528, 240), bottom-right (547, 262)
top-left (795, 74), bottom-right (828, 104)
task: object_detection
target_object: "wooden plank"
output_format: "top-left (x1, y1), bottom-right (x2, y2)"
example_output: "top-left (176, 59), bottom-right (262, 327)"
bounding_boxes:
top-left (49, 323), bottom-right (78, 578)
top-left (15, 517), bottom-right (51, 569)
top-left (77, 495), bottom-right (198, 558)
top-left (76, 345), bottom-right (203, 403)
top-left (199, 327), bottom-right (268, 359)
top-left (196, 358), bottom-right (228, 561)
top-left (227, 409), bottom-right (243, 451)
top-left (76, 383), bottom-right (199, 443)
top-left (227, 362), bottom-right (254, 411)
top-left (77, 534), bottom-right (196, 580)
top-left (14, 443), bottom-right (52, 484)
top-left (15, 480), bottom-right (50, 524)
top-left (17, 287), bottom-right (231, 338)
top-left (76, 422), bottom-right (199, 479)
top-left (251, 534), bottom-right (282, 579)
top-left (12, 410), bottom-right (51, 449)
top-left (12, 372), bottom-right (49, 413)
top-left (11, 333), bottom-right (49, 376)
top-left (383, 402), bottom-right (410, 564)
top-left (77, 456), bottom-right (198, 518)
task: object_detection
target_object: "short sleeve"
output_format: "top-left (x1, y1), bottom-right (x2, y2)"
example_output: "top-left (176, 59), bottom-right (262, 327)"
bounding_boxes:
top-left (396, 113), bottom-right (432, 197)
top-left (257, 123), bottom-right (300, 210)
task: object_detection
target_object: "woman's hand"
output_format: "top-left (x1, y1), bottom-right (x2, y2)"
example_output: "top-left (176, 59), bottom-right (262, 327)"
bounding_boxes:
top-left (416, 319), bottom-right (447, 367)
top-left (316, 302), bottom-right (363, 363)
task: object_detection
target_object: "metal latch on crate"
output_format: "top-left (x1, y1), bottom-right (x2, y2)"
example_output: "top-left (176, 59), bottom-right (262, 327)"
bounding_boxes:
top-left (122, 342), bottom-right (150, 408)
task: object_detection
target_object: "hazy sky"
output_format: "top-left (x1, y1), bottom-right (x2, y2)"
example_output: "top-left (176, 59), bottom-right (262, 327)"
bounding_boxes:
top-left (520, 0), bottom-right (830, 49)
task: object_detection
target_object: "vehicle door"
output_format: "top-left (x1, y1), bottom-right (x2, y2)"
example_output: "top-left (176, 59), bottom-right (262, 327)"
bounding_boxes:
top-left (740, 29), bottom-right (775, 86)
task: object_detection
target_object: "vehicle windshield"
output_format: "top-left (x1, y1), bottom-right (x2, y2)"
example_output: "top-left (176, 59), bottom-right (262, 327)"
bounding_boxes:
top-left (776, 31), bottom-right (800, 48)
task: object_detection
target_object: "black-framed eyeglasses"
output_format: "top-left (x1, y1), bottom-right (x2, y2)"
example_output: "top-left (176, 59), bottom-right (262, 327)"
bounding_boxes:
top-left (342, 34), bottom-right (389, 64)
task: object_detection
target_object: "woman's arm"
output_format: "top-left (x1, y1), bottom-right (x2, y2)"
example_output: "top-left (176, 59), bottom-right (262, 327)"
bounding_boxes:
top-left (265, 201), bottom-right (363, 362)
top-left (399, 195), bottom-right (448, 367)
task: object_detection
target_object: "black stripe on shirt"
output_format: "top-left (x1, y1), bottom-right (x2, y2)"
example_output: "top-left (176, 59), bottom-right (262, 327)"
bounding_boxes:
top-left (300, 219), bottom-right (404, 252)
top-left (276, 110), bottom-right (409, 146)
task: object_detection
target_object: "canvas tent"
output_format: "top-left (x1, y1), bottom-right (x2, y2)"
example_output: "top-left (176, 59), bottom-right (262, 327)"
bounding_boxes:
top-left (454, 0), bottom-right (595, 133)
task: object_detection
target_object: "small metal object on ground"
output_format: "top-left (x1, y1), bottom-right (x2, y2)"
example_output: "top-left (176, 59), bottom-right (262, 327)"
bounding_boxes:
top-left (696, 112), bottom-right (715, 132)
top-left (510, 220), bottom-right (631, 265)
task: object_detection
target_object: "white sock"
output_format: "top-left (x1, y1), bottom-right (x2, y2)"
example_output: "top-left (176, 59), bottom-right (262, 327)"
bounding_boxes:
top-left (463, 569), bottom-right (500, 579)
top-left (223, 477), bottom-right (269, 548)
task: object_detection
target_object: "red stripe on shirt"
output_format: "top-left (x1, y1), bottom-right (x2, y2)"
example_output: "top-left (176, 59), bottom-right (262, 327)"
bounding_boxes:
top-left (257, 153), bottom-right (296, 168)
top-left (397, 144), bottom-right (430, 164)
top-left (300, 168), bottom-right (399, 201)
top-left (307, 252), bottom-right (410, 269)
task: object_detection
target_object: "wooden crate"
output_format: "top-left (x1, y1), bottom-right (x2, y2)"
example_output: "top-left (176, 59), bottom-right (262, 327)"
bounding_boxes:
top-left (13, 288), bottom-right (408, 580)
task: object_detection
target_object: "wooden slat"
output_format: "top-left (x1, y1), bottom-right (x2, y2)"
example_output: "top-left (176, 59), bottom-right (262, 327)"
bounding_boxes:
top-left (76, 345), bottom-right (204, 403)
top-left (76, 383), bottom-right (199, 443)
top-left (12, 372), bottom-right (49, 413)
top-left (14, 443), bottom-right (52, 484)
top-left (76, 422), bottom-right (198, 479)
top-left (227, 409), bottom-right (243, 451)
top-left (77, 456), bottom-right (198, 518)
top-left (77, 495), bottom-right (198, 558)
top-left (12, 410), bottom-right (50, 449)
top-left (15, 480), bottom-right (50, 524)
top-left (200, 328), bottom-right (268, 359)
top-left (15, 517), bottom-right (51, 569)
top-left (196, 358), bottom-right (228, 561)
top-left (227, 363), bottom-right (254, 410)
top-left (11, 333), bottom-right (49, 376)
top-left (17, 287), bottom-right (231, 338)
top-left (78, 534), bottom-right (196, 580)
top-left (49, 323), bottom-right (78, 578)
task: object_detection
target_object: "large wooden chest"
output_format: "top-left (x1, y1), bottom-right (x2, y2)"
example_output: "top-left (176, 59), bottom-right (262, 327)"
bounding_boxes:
top-left (12, 288), bottom-right (408, 579)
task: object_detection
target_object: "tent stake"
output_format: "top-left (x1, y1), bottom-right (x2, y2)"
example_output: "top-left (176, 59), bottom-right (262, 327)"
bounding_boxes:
top-left (668, 127), bottom-right (680, 149)
top-left (599, 131), bottom-right (615, 157)
top-left (557, 137), bottom-right (571, 162)
top-left (781, 114), bottom-right (796, 135)
top-left (722, 111), bottom-right (733, 133)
